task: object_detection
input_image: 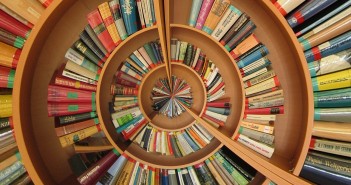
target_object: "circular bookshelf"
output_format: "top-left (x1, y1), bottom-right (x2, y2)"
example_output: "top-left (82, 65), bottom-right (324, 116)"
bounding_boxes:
top-left (12, 0), bottom-right (313, 184)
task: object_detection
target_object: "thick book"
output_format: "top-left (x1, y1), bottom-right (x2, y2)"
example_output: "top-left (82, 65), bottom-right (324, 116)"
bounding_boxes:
top-left (87, 9), bottom-right (116, 53)
top-left (0, 42), bottom-right (21, 69)
top-left (0, 28), bottom-right (25, 49)
top-left (77, 149), bottom-right (120, 185)
top-left (47, 102), bottom-right (96, 117)
top-left (0, 66), bottom-right (15, 88)
top-left (96, 153), bottom-right (128, 185)
top-left (65, 48), bottom-right (101, 73)
top-left (47, 85), bottom-right (96, 103)
top-left (59, 124), bottom-right (101, 148)
top-left (300, 163), bottom-right (351, 185)
top-left (0, 10), bottom-right (31, 39)
top-left (310, 137), bottom-right (351, 157)
top-left (235, 134), bottom-right (275, 158)
top-left (120, 0), bottom-right (138, 35)
top-left (98, 2), bottom-right (122, 46)
top-left (55, 118), bottom-right (99, 137)
top-left (312, 69), bottom-right (351, 92)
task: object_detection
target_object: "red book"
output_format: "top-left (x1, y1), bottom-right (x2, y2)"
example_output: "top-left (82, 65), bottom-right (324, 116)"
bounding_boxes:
top-left (47, 85), bottom-right (96, 103)
top-left (155, 168), bottom-right (160, 185)
top-left (110, 84), bottom-right (138, 95)
top-left (122, 119), bottom-right (148, 140)
top-left (206, 98), bottom-right (231, 108)
top-left (47, 102), bottom-right (96, 117)
top-left (194, 52), bottom-right (206, 72)
top-left (77, 149), bottom-right (120, 185)
top-left (202, 114), bottom-right (225, 127)
top-left (0, 10), bottom-right (31, 39)
top-left (55, 118), bottom-right (99, 137)
top-left (39, 0), bottom-right (53, 8)
top-left (244, 106), bottom-right (284, 115)
top-left (53, 74), bottom-right (97, 91)
top-left (87, 9), bottom-right (115, 53)
top-left (167, 133), bottom-right (174, 155)
top-left (0, 66), bottom-right (15, 88)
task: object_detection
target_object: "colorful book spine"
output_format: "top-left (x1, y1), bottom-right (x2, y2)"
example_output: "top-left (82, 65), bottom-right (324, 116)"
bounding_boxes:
top-left (0, 28), bottom-right (25, 49)
top-left (55, 118), bottom-right (99, 137)
top-left (98, 2), bottom-right (122, 46)
top-left (0, 0), bottom-right (44, 25)
top-left (310, 137), bottom-right (351, 157)
top-left (194, 162), bottom-right (217, 184)
top-left (314, 88), bottom-right (351, 108)
top-left (224, 20), bottom-right (256, 51)
top-left (314, 107), bottom-right (351, 123)
top-left (240, 121), bottom-right (274, 134)
top-left (0, 4), bottom-right (34, 29)
top-left (97, 154), bottom-right (128, 185)
top-left (0, 42), bottom-right (21, 68)
top-left (230, 34), bottom-right (260, 59)
top-left (59, 124), bottom-right (101, 147)
top-left (47, 85), bottom-right (96, 103)
top-left (74, 40), bottom-right (104, 66)
top-left (195, 0), bottom-right (215, 29)
top-left (0, 66), bottom-right (15, 88)
top-left (0, 10), bottom-right (31, 39)
top-left (220, 13), bottom-right (249, 45)
top-left (235, 134), bottom-right (274, 158)
top-left (47, 102), bottom-right (96, 117)
top-left (312, 69), bottom-right (351, 91)
top-left (300, 163), bottom-right (351, 185)
top-left (246, 89), bottom-right (284, 103)
top-left (83, 25), bottom-right (109, 57)
top-left (202, 0), bottom-right (230, 34)
top-left (211, 5), bottom-right (242, 41)
top-left (54, 74), bottom-right (97, 91)
top-left (287, 0), bottom-right (337, 28)
top-left (77, 149), bottom-right (120, 185)
top-left (274, 0), bottom-right (305, 16)
top-left (189, 0), bottom-right (204, 27)
top-left (245, 106), bottom-right (284, 115)
top-left (246, 97), bottom-right (284, 109)
top-left (238, 126), bottom-right (274, 145)
top-left (87, 9), bottom-right (116, 53)
top-left (109, 0), bottom-right (128, 40)
top-left (65, 61), bottom-right (100, 81)
top-left (65, 48), bottom-right (101, 74)
top-left (120, 0), bottom-right (138, 35)
top-left (57, 112), bottom-right (97, 125)
top-left (245, 77), bottom-right (280, 96)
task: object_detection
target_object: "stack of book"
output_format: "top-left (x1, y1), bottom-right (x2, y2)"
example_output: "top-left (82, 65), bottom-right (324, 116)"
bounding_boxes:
top-left (270, 0), bottom-right (351, 184)
top-left (188, 0), bottom-right (284, 158)
top-left (132, 122), bottom-right (214, 157)
top-left (0, 1), bottom-right (53, 184)
top-left (151, 76), bottom-right (193, 118)
top-left (69, 146), bottom-right (257, 185)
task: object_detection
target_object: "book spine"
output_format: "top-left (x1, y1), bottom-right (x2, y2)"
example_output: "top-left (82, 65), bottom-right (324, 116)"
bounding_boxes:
top-left (0, 161), bottom-right (23, 182)
top-left (0, 10), bottom-right (31, 39)
top-left (0, 4), bottom-right (34, 28)
top-left (65, 61), bottom-right (100, 81)
top-left (109, 0), bottom-right (128, 40)
top-left (143, 43), bottom-right (158, 65)
top-left (287, 0), bottom-right (336, 28)
top-left (0, 0), bottom-right (44, 25)
top-left (312, 69), bottom-right (351, 91)
top-left (54, 76), bottom-right (97, 91)
top-left (0, 66), bottom-right (15, 88)
top-left (97, 154), bottom-right (128, 185)
top-left (244, 70), bottom-right (276, 88)
top-left (120, 0), bottom-right (138, 35)
top-left (87, 9), bottom-right (115, 53)
top-left (187, 166), bottom-right (201, 185)
top-left (99, 2), bottom-right (122, 46)
top-left (246, 97), bottom-right (284, 109)
top-left (47, 85), bottom-right (96, 103)
top-left (245, 106), bottom-right (284, 115)
top-left (230, 34), bottom-right (260, 59)
top-left (83, 25), bottom-right (109, 57)
top-left (204, 159), bottom-right (227, 185)
top-left (202, 0), bottom-right (230, 35)
top-left (0, 166), bottom-right (26, 185)
top-left (300, 164), bottom-right (351, 185)
top-left (78, 149), bottom-right (120, 185)
top-left (79, 31), bottom-right (107, 61)
top-left (0, 27), bottom-right (25, 49)
top-left (308, 48), bottom-right (351, 78)
top-left (55, 118), bottom-right (99, 137)
top-left (136, 0), bottom-right (146, 29)
top-left (220, 13), bottom-right (249, 45)
top-left (246, 89), bottom-right (283, 103)
top-left (314, 107), bottom-right (351, 123)
top-left (240, 121), bottom-right (274, 134)
top-left (0, 117), bottom-right (11, 129)
top-left (59, 124), bottom-right (101, 147)
top-left (243, 114), bottom-right (276, 122)
top-left (238, 126), bottom-right (274, 145)
top-left (245, 77), bottom-right (280, 96)
top-left (211, 5), bottom-right (242, 41)
top-left (194, 162), bottom-right (217, 184)
top-left (58, 112), bottom-right (97, 125)
top-left (314, 88), bottom-right (351, 108)
top-left (48, 102), bottom-right (96, 117)
top-left (74, 40), bottom-right (104, 66)
top-left (178, 41), bottom-right (188, 63)
top-left (274, 0), bottom-right (305, 16)
top-left (189, 0), bottom-right (204, 27)
top-left (235, 134), bottom-right (275, 158)
top-left (195, 0), bottom-right (215, 29)
top-left (224, 20), bottom-right (256, 51)
top-left (0, 42), bottom-right (21, 68)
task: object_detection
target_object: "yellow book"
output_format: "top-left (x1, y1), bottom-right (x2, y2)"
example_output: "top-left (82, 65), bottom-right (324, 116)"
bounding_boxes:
top-left (240, 121), bottom-right (274, 134)
top-left (1, 0), bottom-right (44, 24)
top-left (202, 0), bottom-right (230, 34)
top-left (312, 69), bottom-right (351, 91)
top-left (59, 125), bottom-right (101, 147)
top-left (98, 2), bottom-right (122, 46)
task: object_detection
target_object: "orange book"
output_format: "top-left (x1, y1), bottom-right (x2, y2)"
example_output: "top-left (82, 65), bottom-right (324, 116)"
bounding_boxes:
top-left (0, 42), bottom-right (21, 68)
top-left (1, 0), bottom-right (44, 25)
top-left (98, 2), bottom-right (122, 46)
top-left (230, 34), bottom-right (260, 59)
top-left (186, 128), bottom-right (206, 147)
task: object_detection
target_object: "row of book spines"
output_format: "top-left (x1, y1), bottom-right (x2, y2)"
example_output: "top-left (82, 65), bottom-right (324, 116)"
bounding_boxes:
top-left (0, 6), bottom-right (32, 39)
top-left (86, 0), bottom-right (157, 55)
top-left (0, 159), bottom-right (28, 185)
top-left (83, 150), bottom-right (254, 185)
top-left (133, 125), bottom-right (210, 157)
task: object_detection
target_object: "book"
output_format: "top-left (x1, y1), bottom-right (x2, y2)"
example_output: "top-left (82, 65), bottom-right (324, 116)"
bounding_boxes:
top-left (47, 85), bottom-right (96, 103)
top-left (120, 0), bottom-right (138, 36)
top-left (0, 10), bottom-right (31, 39)
top-left (224, 20), bottom-right (256, 52)
top-left (0, 4), bottom-right (33, 29)
top-left (87, 9), bottom-right (115, 53)
top-left (204, 159), bottom-right (226, 185)
top-left (195, 0), bottom-right (215, 30)
top-left (310, 137), bottom-right (351, 157)
top-left (0, 42), bottom-right (21, 68)
top-left (230, 34), bottom-right (260, 59)
top-left (312, 69), bottom-right (351, 92)
top-left (1, 0), bottom-right (44, 24)
top-left (55, 118), bottom-right (99, 137)
top-left (305, 150), bottom-right (351, 177)
top-left (0, 160), bottom-right (23, 182)
top-left (109, 0), bottom-right (128, 40)
top-left (220, 13), bottom-right (249, 46)
top-left (81, 25), bottom-right (109, 58)
top-left (52, 71), bottom-right (97, 91)
top-left (193, 162), bottom-right (217, 184)
top-left (98, 2), bottom-right (122, 46)
top-left (59, 124), bottom-right (101, 147)
top-left (0, 28), bottom-right (25, 49)
top-left (300, 163), bottom-right (351, 185)
top-left (74, 40), bottom-right (104, 66)
top-left (240, 121), bottom-right (274, 134)
top-left (96, 154), bottom-right (128, 185)
top-left (235, 134), bottom-right (275, 158)
top-left (314, 88), bottom-right (351, 108)
top-left (246, 97), bottom-right (284, 109)
top-left (0, 117), bottom-right (11, 130)
top-left (211, 5), bottom-right (242, 41)
top-left (308, 49), bottom-right (351, 77)
top-left (304, 30), bottom-right (351, 63)
top-left (48, 102), bottom-right (96, 117)
top-left (0, 66), bottom-right (15, 88)
top-left (274, 0), bottom-right (305, 16)
top-left (65, 60), bottom-right (100, 81)
top-left (245, 106), bottom-right (284, 115)
top-left (189, 0), bottom-right (204, 27)
top-left (115, 158), bottom-right (135, 184)
top-left (77, 149), bottom-right (120, 185)
top-left (202, 0), bottom-right (230, 35)
top-left (238, 126), bottom-right (274, 145)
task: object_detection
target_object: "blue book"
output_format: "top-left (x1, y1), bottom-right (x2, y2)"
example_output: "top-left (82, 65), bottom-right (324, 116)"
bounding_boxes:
top-left (116, 114), bottom-right (143, 133)
top-left (151, 42), bottom-right (161, 64)
top-left (300, 164), bottom-right (351, 185)
top-left (287, 0), bottom-right (337, 28)
top-left (96, 155), bottom-right (128, 185)
top-left (182, 131), bottom-right (200, 151)
top-left (162, 169), bottom-right (169, 185)
top-left (150, 0), bottom-right (156, 24)
top-left (305, 31), bottom-right (351, 63)
top-left (188, 0), bottom-right (203, 27)
top-left (0, 161), bottom-right (23, 181)
top-left (236, 45), bottom-right (269, 67)
top-left (130, 53), bottom-right (149, 73)
top-left (297, 1), bottom-right (351, 40)
top-left (133, 165), bottom-right (141, 185)
top-left (120, 0), bottom-right (139, 35)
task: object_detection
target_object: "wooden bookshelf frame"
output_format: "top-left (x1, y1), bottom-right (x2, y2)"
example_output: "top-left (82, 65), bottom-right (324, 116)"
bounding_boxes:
top-left (12, 0), bottom-right (313, 184)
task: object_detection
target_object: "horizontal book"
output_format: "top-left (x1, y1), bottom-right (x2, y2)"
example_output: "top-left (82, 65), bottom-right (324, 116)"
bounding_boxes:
top-left (235, 134), bottom-right (275, 158)
top-left (55, 118), bottom-right (99, 137)
top-left (47, 102), bottom-right (96, 117)
top-left (47, 85), bottom-right (96, 103)
top-left (310, 137), bottom-right (351, 157)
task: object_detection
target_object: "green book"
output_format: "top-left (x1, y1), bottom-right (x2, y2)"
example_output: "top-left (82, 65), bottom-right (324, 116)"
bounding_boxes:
top-left (184, 44), bottom-right (194, 66)
top-left (143, 43), bottom-right (158, 65)
top-left (314, 88), bottom-right (351, 108)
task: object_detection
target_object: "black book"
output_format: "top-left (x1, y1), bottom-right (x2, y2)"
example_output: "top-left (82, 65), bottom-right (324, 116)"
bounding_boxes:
top-left (79, 29), bottom-right (107, 60)
top-left (170, 134), bottom-right (182, 158)
top-left (194, 162), bottom-right (218, 185)
top-left (181, 168), bottom-right (193, 185)
top-left (142, 127), bottom-right (152, 150)
top-left (300, 164), bottom-right (351, 185)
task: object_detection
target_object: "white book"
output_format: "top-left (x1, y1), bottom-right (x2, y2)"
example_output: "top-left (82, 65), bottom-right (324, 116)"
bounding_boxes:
top-left (133, 125), bottom-right (148, 144)
top-left (133, 50), bottom-right (150, 69)
top-left (206, 67), bottom-right (219, 86)
top-left (65, 60), bottom-right (98, 81)
top-left (191, 125), bottom-right (210, 144)
top-left (236, 134), bottom-right (274, 158)
top-left (176, 132), bottom-right (194, 155)
top-left (242, 67), bottom-right (268, 82)
top-left (245, 114), bottom-right (276, 121)
top-left (211, 5), bottom-right (242, 41)
top-left (195, 123), bottom-right (214, 140)
top-left (177, 169), bottom-right (185, 185)
top-left (187, 166), bottom-right (201, 185)
top-left (191, 48), bottom-right (202, 68)
top-left (207, 78), bottom-right (222, 94)
top-left (205, 110), bottom-right (228, 122)
top-left (141, 0), bottom-right (150, 27)
top-left (62, 69), bottom-right (97, 85)
top-left (136, 0), bottom-right (146, 28)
